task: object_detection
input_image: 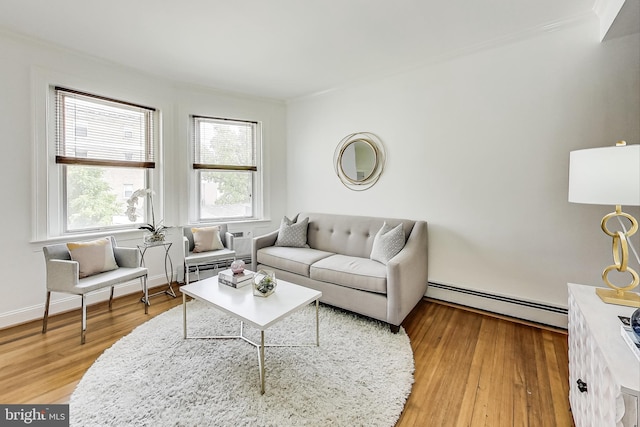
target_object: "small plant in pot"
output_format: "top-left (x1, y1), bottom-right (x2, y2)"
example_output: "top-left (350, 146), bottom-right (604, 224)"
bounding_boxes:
top-left (139, 222), bottom-right (169, 243)
top-left (125, 188), bottom-right (169, 243)
top-left (253, 270), bottom-right (276, 297)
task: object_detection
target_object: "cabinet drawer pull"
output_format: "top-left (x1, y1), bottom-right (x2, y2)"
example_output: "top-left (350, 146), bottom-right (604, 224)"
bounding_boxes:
top-left (576, 379), bottom-right (588, 393)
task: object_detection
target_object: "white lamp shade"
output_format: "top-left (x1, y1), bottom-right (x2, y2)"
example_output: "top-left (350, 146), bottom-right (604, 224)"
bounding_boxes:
top-left (568, 144), bottom-right (640, 206)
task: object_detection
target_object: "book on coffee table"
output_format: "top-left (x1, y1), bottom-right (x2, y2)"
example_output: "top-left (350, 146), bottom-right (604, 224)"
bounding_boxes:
top-left (218, 269), bottom-right (254, 288)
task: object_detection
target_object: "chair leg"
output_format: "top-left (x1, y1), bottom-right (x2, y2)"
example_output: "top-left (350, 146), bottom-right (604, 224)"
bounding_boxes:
top-left (109, 286), bottom-right (114, 310)
top-left (81, 294), bottom-right (87, 345)
top-left (185, 263), bottom-right (190, 286)
top-left (142, 275), bottom-right (149, 315)
top-left (42, 291), bottom-right (51, 334)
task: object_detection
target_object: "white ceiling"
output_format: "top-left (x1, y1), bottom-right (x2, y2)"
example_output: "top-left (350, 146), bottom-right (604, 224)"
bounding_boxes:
top-left (0, 0), bottom-right (597, 100)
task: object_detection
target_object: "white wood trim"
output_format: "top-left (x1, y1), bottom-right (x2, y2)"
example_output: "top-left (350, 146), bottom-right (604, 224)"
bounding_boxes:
top-left (0, 274), bottom-right (169, 330)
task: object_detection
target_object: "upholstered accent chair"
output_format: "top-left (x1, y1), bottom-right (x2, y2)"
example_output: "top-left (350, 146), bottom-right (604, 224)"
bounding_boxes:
top-left (182, 225), bottom-right (236, 285)
top-left (42, 236), bottom-right (148, 344)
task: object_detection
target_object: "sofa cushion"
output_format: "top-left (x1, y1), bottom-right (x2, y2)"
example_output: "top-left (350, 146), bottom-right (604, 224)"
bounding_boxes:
top-left (275, 216), bottom-right (309, 248)
top-left (67, 237), bottom-right (118, 278)
top-left (370, 222), bottom-right (405, 265)
top-left (257, 246), bottom-right (333, 277)
top-left (310, 254), bottom-right (387, 294)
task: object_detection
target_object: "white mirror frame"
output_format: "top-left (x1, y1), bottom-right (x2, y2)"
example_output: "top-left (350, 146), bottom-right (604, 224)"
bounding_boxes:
top-left (334, 132), bottom-right (386, 191)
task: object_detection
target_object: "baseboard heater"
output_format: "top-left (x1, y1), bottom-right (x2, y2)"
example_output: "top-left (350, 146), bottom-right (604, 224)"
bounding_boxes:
top-left (184, 256), bottom-right (253, 283)
top-left (426, 281), bottom-right (568, 329)
top-left (187, 255), bottom-right (252, 273)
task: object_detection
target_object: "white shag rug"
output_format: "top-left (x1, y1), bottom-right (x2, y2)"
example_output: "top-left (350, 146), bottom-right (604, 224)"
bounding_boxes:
top-left (71, 300), bottom-right (414, 427)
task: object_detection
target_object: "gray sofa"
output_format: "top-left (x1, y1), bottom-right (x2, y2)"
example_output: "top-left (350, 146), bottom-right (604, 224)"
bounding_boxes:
top-left (252, 212), bottom-right (428, 332)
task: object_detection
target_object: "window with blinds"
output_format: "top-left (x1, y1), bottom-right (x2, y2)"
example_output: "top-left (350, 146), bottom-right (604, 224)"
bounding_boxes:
top-left (191, 116), bottom-right (258, 221)
top-left (55, 87), bottom-right (156, 232)
top-left (55, 87), bottom-right (155, 168)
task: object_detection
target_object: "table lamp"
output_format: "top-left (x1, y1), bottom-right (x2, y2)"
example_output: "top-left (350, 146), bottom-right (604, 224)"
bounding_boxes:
top-left (568, 141), bottom-right (640, 307)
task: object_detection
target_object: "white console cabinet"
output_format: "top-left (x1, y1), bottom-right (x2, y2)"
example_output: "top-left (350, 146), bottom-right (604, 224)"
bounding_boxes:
top-left (568, 283), bottom-right (639, 427)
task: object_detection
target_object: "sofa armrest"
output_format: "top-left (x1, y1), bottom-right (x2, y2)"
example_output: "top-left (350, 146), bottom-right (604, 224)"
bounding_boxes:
top-left (183, 235), bottom-right (190, 257)
top-left (251, 229), bottom-right (279, 271)
top-left (46, 259), bottom-right (80, 293)
top-left (385, 221), bottom-right (428, 326)
top-left (113, 246), bottom-right (140, 268)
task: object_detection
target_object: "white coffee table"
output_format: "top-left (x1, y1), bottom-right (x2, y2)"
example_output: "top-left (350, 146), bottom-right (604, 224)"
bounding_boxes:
top-left (181, 274), bottom-right (322, 394)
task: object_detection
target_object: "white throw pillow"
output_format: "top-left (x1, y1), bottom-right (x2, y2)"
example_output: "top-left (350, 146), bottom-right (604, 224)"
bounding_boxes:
top-left (67, 237), bottom-right (118, 278)
top-left (275, 216), bottom-right (309, 248)
top-left (370, 222), bottom-right (405, 265)
top-left (192, 226), bottom-right (224, 253)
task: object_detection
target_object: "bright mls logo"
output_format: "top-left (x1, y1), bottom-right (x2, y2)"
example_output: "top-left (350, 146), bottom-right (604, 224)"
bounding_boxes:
top-left (1, 405), bottom-right (68, 426)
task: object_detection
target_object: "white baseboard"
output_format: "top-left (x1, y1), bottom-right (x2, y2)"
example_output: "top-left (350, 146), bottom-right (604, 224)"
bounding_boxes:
top-left (426, 282), bottom-right (568, 329)
top-left (3, 277), bottom-right (568, 331)
top-left (0, 273), bottom-right (172, 330)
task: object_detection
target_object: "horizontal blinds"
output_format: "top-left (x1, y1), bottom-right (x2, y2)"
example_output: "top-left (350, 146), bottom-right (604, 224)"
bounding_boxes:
top-left (55, 87), bottom-right (155, 168)
top-left (192, 116), bottom-right (257, 171)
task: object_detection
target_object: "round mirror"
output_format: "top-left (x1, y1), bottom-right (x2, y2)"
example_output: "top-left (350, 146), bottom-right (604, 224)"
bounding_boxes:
top-left (334, 132), bottom-right (385, 191)
top-left (340, 139), bottom-right (377, 182)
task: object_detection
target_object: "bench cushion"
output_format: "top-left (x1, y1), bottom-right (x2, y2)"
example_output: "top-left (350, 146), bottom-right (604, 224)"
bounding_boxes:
top-left (76, 266), bottom-right (147, 294)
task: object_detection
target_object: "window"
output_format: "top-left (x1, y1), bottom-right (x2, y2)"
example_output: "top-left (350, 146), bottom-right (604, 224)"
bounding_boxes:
top-left (55, 87), bottom-right (155, 233)
top-left (123, 184), bottom-right (134, 198)
top-left (191, 116), bottom-right (259, 221)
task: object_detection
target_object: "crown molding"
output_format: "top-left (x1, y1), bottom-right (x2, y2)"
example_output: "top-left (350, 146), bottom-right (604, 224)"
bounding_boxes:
top-left (593, 0), bottom-right (640, 41)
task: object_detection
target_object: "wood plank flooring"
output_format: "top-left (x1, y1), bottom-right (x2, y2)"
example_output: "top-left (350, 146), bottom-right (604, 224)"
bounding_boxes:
top-left (0, 287), bottom-right (573, 426)
top-left (397, 300), bottom-right (573, 427)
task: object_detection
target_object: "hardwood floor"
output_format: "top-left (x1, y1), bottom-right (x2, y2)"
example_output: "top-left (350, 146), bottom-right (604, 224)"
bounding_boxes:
top-left (0, 287), bottom-right (573, 426)
top-left (397, 300), bottom-right (573, 427)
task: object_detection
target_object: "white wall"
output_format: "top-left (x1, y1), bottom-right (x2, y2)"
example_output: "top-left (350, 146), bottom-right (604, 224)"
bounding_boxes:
top-left (286, 17), bottom-right (640, 314)
top-left (1, 16), bottom-right (638, 329)
top-left (0, 30), bottom-right (287, 328)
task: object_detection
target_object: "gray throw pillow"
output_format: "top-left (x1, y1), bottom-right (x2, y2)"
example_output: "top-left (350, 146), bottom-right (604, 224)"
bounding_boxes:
top-left (275, 216), bottom-right (309, 248)
top-left (370, 222), bottom-right (405, 264)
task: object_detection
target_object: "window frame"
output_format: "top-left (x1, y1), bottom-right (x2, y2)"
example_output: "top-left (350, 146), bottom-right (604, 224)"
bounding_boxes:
top-left (189, 115), bottom-right (262, 224)
top-left (32, 76), bottom-right (162, 241)
top-left (53, 87), bottom-right (158, 234)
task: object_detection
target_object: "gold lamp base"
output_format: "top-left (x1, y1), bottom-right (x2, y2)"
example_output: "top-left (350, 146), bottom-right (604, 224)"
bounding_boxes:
top-left (596, 287), bottom-right (640, 308)
top-left (596, 201), bottom-right (640, 308)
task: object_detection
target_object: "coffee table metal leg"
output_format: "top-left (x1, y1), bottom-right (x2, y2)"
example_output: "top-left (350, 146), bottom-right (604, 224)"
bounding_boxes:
top-left (183, 292), bottom-right (187, 339)
top-left (259, 331), bottom-right (265, 394)
top-left (316, 299), bottom-right (320, 346)
top-left (181, 297), bottom-right (321, 395)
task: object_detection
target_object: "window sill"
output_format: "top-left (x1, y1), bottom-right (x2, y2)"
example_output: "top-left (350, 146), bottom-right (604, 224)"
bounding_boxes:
top-left (30, 228), bottom-right (146, 246)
